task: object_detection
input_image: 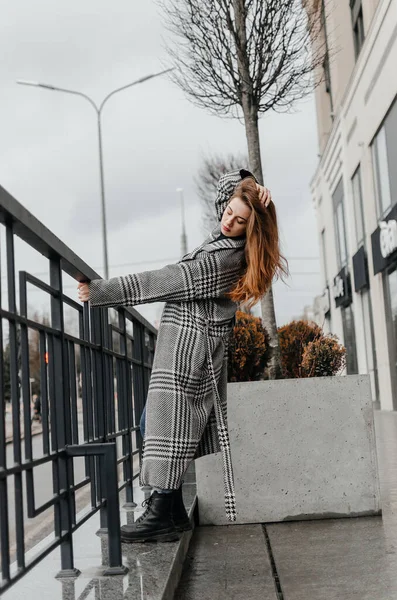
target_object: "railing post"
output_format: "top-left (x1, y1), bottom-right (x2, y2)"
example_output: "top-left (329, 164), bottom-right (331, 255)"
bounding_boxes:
top-left (50, 258), bottom-right (80, 579)
top-left (66, 443), bottom-right (128, 576)
top-left (102, 443), bottom-right (128, 576)
top-left (91, 306), bottom-right (107, 532)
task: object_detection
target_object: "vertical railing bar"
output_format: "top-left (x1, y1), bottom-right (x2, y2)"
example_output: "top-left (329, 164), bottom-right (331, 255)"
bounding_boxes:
top-left (48, 332), bottom-right (62, 542)
top-left (132, 322), bottom-right (145, 457)
top-left (6, 222), bottom-right (25, 570)
top-left (80, 307), bottom-right (89, 443)
top-left (84, 305), bottom-right (97, 507)
top-left (92, 308), bottom-right (106, 529)
top-left (0, 232), bottom-right (11, 582)
top-left (125, 359), bottom-right (134, 501)
top-left (103, 313), bottom-right (115, 442)
top-left (39, 331), bottom-right (50, 456)
top-left (19, 272), bottom-right (32, 461)
top-left (115, 358), bottom-right (123, 436)
top-left (119, 311), bottom-right (133, 503)
top-left (105, 327), bottom-right (115, 439)
top-left (64, 339), bottom-right (76, 527)
top-left (108, 322), bottom-right (116, 437)
top-left (81, 303), bottom-right (96, 506)
top-left (19, 271), bottom-right (36, 519)
top-left (47, 335), bottom-right (58, 452)
top-left (68, 342), bottom-right (79, 445)
top-left (85, 308), bottom-right (94, 442)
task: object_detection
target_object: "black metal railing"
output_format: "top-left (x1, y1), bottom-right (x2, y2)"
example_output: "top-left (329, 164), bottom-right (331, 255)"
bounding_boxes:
top-left (0, 185), bottom-right (157, 592)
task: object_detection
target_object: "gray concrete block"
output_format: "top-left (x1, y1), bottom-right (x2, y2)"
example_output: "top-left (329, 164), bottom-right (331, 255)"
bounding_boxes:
top-left (196, 375), bottom-right (381, 525)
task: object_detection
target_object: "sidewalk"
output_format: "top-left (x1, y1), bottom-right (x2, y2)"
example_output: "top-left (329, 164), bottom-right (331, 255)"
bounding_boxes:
top-left (4, 403), bottom-right (43, 445)
top-left (4, 398), bottom-right (84, 445)
top-left (3, 407), bottom-right (395, 599)
top-left (176, 408), bottom-right (397, 600)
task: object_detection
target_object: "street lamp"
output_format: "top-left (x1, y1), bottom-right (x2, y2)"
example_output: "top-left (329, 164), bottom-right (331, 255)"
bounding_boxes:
top-left (17, 68), bottom-right (173, 279)
top-left (176, 188), bottom-right (188, 257)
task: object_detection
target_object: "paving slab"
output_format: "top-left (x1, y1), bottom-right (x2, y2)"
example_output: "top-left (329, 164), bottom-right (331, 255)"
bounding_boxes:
top-left (265, 410), bottom-right (397, 599)
top-left (175, 524), bottom-right (278, 600)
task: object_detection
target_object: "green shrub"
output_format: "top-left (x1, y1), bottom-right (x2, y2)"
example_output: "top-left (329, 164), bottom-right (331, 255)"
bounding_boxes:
top-left (301, 335), bottom-right (346, 377)
top-left (278, 319), bottom-right (346, 378)
top-left (278, 320), bottom-right (322, 378)
top-left (227, 311), bottom-right (271, 382)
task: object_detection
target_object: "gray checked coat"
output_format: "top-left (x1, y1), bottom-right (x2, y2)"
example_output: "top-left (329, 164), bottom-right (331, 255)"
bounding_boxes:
top-left (89, 168), bottom-right (254, 521)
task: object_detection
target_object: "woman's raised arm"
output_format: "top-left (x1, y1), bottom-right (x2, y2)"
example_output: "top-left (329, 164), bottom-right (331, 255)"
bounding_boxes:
top-left (85, 248), bottom-right (244, 308)
top-left (214, 168), bottom-right (257, 221)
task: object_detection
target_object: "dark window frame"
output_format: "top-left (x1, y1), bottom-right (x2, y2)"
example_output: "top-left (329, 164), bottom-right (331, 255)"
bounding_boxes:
top-left (341, 304), bottom-right (359, 375)
top-left (321, 0), bottom-right (333, 114)
top-left (351, 165), bottom-right (366, 248)
top-left (372, 124), bottom-right (392, 219)
top-left (383, 266), bottom-right (397, 408)
top-left (350, 0), bottom-right (365, 58)
top-left (332, 178), bottom-right (348, 270)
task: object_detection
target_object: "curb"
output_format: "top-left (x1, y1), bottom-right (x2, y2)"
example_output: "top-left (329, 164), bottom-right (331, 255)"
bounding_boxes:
top-left (6, 426), bottom-right (44, 446)
top-left (161, 495), bottom-right (197, 600)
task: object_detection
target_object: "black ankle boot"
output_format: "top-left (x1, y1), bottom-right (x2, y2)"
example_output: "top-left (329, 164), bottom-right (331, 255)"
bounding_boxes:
top-left (172, 486), bottom-right (192, 532)
top-left (120, 491), bottom-right (179, 543)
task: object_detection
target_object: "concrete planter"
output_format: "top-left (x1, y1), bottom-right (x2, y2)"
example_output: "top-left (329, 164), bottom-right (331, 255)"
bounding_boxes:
top-left (196, 375), bottom-right (382, 525)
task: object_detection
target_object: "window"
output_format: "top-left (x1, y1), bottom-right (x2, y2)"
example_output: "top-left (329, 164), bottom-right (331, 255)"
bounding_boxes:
top-left (341, 304), bottom-right (358, 374)
top-left (351, 166), bottom-right (365, 248)
top-left (333, 179), bottom-right (348, 268)
top-left (372, 125), bottom-right (392, 217)
top-left (350, 0), bottom-right (365, 58)
top-left (384, 269), bottom-right (397, 405)
top-left (321, 0), bottom-right (333, 113)
top-left (361, 290), bottom-right (379, 401)
top-left (320, 228), bottom-right (328, 286)
top-left (323, 53), bottom-right (332, 96)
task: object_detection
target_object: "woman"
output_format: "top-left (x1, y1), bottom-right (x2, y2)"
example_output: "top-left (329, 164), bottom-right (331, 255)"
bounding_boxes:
top-left (78, 168), bottom-right (287, 543)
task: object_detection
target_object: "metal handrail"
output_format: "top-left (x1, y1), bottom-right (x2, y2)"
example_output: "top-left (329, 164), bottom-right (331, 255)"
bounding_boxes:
top-left (0, 185), bottom-right (157, 592)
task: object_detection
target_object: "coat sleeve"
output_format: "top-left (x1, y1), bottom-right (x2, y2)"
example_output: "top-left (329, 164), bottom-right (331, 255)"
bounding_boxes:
top-left (88, 250), bottom-right (243, 308)
top-left (215, 168), bottom-right (257, 221)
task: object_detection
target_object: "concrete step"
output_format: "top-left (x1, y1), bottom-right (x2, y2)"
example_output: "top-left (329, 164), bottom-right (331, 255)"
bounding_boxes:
top-left (2, 483), bottom-right (197, 600)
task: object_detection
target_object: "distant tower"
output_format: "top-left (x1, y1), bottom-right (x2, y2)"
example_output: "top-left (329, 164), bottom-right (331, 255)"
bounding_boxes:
top-left (177, 188), bottom-right (188, 257)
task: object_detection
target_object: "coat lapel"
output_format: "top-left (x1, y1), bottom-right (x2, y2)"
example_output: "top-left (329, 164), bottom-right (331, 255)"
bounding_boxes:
top-left (180, 224), bottom-right (246, 262)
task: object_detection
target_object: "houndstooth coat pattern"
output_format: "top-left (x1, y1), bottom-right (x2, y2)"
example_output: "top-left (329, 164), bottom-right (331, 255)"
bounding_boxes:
top-left (89, 168), bottom-right (254, 521)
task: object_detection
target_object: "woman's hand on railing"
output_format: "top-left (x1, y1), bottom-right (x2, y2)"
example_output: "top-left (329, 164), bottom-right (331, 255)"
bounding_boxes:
top-left (77, 282), bottom-right (90, 303)
top-left (257, 184), bottom-right (272, 208)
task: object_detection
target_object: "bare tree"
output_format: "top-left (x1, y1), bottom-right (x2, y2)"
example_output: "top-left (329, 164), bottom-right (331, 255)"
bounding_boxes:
top-left (160, 0), bottom-right (325, 378)
top-left (196, 152), bottom-right (249, 234)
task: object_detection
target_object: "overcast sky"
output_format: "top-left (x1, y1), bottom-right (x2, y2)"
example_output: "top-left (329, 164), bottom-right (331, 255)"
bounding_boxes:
top-left (0, 0), bottom-right (322, 328)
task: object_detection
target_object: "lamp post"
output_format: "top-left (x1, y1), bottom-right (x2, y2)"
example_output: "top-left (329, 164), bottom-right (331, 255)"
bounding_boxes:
top-left (17, 68), bottom-right (173, 280)
top-left (176, 188), bottom-right (188, 257)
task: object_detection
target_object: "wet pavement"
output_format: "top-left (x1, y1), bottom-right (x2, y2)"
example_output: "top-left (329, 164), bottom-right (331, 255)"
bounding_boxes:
top-left (175, 409), bottom-right (397, 600)
top-left (3, 408), bottom-right (397, 600)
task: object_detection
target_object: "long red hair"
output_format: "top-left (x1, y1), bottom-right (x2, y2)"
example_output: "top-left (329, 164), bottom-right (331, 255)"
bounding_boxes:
top-left (227, 178), bottom-right (288, 309)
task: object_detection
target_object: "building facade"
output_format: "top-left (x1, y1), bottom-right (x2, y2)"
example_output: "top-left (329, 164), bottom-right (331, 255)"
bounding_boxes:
top-left (309, 0), bottom-right (397, 410)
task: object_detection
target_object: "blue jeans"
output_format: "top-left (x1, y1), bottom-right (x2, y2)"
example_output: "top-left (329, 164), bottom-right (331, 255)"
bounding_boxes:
top-left (140, 405), bottom-right (172, 494)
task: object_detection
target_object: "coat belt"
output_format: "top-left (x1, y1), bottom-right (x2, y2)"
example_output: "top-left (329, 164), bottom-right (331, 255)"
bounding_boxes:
top-left (203, 320), bottom-right (236, 522)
